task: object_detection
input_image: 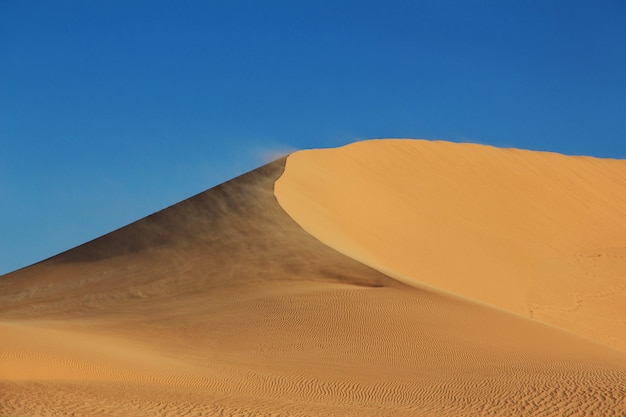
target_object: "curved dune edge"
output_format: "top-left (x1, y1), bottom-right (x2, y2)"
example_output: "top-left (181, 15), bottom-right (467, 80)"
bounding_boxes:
top-left (275, 138), bottom-right (626, 352)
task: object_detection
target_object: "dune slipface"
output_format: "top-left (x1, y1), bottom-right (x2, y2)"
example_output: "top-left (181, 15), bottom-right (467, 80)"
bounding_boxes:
top-left (2, 140), bottom-right (626, 416)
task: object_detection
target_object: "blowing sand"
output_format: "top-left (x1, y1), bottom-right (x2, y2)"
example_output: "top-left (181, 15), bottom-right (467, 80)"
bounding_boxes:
top-left (2, 139), bottom-right (626, 416)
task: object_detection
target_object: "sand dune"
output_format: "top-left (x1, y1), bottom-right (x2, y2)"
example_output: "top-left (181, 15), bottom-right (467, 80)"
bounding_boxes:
top-left (276, 139), bottom-right (626, 352)
top-left (2, 140), bottom-right (626, 416)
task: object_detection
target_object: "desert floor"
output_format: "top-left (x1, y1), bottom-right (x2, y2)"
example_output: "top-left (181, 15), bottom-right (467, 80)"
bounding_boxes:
top-left (2, 139), bottom-right (626, 416)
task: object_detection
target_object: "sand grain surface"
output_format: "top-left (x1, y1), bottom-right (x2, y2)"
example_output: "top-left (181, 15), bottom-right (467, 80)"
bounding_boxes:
top-left (2, 140), bottom-right (626, 416)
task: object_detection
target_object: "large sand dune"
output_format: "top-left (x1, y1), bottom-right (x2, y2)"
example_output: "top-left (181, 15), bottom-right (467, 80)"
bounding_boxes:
top-left (276, 139), bottom-right (626, 351)
top-left (2, 139), bottom-right (626, 416)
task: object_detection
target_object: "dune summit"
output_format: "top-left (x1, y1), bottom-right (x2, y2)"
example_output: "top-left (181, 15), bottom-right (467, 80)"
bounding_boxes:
top-left (2, 139), bottom-right (626, 416)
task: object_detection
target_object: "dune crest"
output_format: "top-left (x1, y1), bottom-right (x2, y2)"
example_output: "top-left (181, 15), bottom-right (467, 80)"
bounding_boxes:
top-left (275, 138), bottom-right (626, 352)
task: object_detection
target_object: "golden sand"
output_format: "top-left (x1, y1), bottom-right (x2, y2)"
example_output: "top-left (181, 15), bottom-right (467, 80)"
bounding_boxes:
top-left (2, 140), bottom-right (625, 416)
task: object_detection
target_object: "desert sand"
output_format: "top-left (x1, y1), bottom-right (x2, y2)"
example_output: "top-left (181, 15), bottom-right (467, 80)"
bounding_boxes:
top-left (2, 139), bottom-right (626, 416)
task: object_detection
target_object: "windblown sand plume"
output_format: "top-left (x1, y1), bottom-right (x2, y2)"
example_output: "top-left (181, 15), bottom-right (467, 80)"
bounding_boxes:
top-left (2, 139), bottom-right (626, 416)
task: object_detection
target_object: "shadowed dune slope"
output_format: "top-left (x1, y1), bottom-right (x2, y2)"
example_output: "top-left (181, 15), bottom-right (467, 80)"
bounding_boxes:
top-left (0, 159), bottom-right (395, 319)
top-left (275, 139), bottom-right (626, 352)
top-left (2, 147), bottom-right (626, 416)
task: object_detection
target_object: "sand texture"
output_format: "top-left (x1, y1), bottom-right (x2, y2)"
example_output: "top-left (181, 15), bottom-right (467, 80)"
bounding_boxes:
top-left (2, 140), bottom-right (626, 416)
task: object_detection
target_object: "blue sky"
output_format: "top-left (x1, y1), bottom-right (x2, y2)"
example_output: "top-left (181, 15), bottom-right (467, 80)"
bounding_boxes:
top-left (1, 0), bottom-right (625, 274)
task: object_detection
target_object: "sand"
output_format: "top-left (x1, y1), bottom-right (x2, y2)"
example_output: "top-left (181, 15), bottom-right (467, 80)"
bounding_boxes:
top-left (276, 139), bottom-right (626, 352)
top-left (2, 139), bottom-right (626, 416)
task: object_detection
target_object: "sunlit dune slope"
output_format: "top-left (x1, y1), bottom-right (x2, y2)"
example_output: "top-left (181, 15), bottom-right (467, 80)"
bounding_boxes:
top-left (275, 139), bottom-right (626, 352)
top-left (2, 146), bottom-right (626, 416)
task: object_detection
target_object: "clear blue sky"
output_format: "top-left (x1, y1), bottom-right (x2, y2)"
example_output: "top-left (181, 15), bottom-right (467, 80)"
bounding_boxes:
top-left (1, 0), bottom-right (625, 274)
